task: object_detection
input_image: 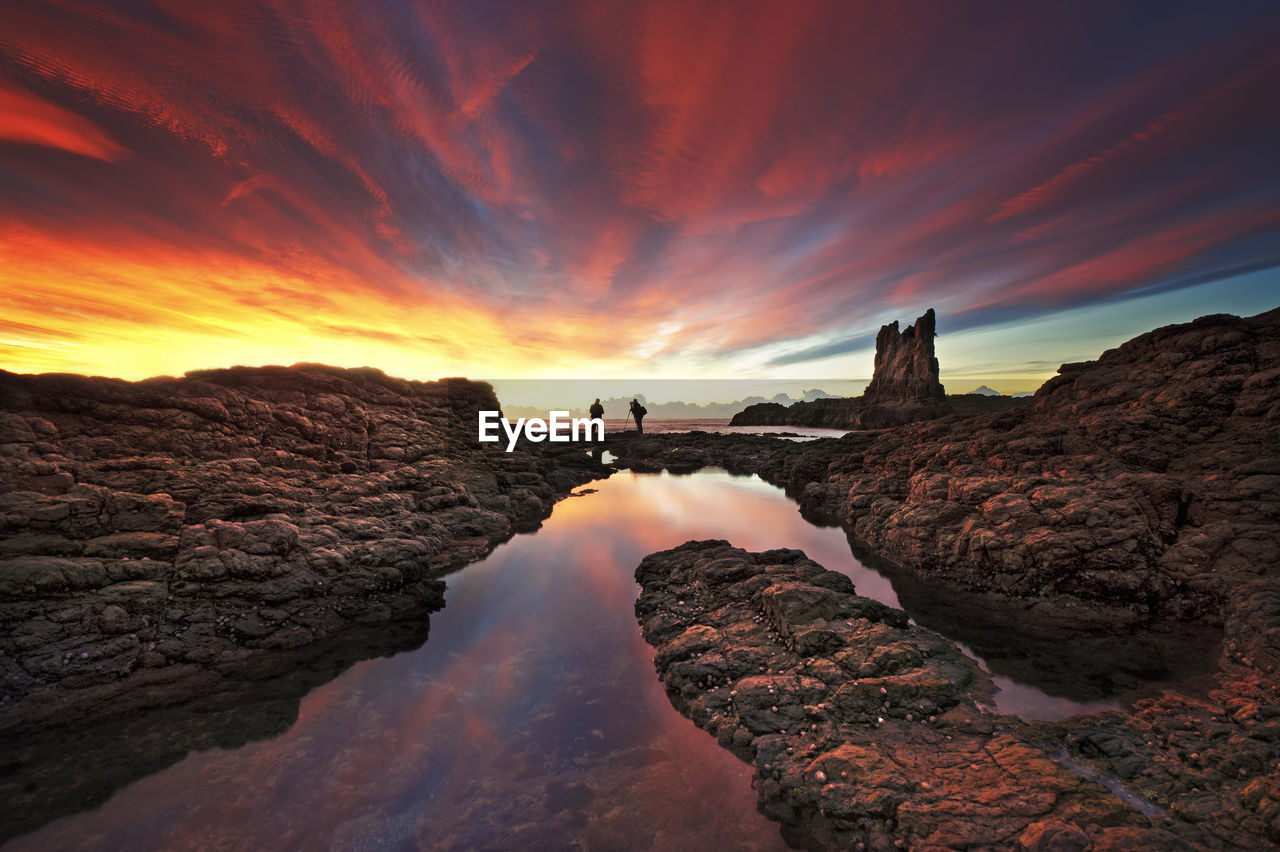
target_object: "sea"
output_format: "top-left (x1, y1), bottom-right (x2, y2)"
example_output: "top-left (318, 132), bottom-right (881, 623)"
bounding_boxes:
top-left (600, 417), bottom-right (848, 440)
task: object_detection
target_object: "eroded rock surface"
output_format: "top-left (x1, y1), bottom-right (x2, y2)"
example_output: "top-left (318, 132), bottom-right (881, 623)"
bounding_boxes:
top-left (619, 308), bottom-right (1280, 667)
top-left (0, 364), bottom-right (607, 735)
top-left (637, 541), bottom-right (1198, 851)
top-left (618, 307), bottom-right (1280, 849)
top-left (862, 307), bottom-right (947, 406)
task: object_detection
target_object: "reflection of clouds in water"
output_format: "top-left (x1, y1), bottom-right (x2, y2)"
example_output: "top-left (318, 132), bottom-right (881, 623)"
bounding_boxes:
top-left (14, 469), bottom-right (1100, 851)
top-left (584, 469), bottom-right (847, 563)
top-left (602, 470), bottom-right (902, 607)
top-left (989, 676), bottom-right (1120, 721)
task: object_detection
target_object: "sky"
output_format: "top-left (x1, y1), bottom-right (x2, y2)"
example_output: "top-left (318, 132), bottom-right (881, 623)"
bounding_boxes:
top-left (1, 0), bottom-right (1278, 397)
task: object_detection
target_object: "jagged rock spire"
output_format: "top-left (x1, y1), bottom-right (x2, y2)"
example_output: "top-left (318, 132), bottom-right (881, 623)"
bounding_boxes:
top-left (862, 308), bottom-right (946, 404)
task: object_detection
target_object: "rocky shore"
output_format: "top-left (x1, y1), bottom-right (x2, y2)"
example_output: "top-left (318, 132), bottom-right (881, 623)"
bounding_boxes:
top-left (637, 540), bottom-right (1212, 850)
top-left (0, 364), bottom-right (607, 734)
top-left (615, 308), bottom-right (1280, 656)
top-left (3, 305), bottom-right (1277, 848)
top-left (618, 307), bottom-right (1280, 849)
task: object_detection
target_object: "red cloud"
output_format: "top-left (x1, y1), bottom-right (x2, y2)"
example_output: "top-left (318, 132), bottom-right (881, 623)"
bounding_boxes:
top-left (0, 79), bottom-right (125, 161)
top-left (0, 1), bottom-right (1277, 379)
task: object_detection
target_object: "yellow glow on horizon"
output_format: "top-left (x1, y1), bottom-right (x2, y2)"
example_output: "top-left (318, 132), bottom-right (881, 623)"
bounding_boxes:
top-left (0, 227), bottom-right (656, 381)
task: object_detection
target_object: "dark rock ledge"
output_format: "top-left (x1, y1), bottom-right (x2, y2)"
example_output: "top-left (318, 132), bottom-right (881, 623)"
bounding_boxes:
top-left (0, 618), bottom-right (436, 842)
top-left (0, 364), bottom-right (616, 840)
top-left (637, 541), bottom-right (1278, 851)
top-left (0, 365), bottom-right (610, 733)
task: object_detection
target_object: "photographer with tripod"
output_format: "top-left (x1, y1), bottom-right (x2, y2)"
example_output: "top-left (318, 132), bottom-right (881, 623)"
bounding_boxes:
top-left (628, 398), bottom-right (647, 434)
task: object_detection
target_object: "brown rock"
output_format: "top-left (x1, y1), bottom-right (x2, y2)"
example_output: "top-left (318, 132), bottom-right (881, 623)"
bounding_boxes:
top-left (0, 364), bottom-right (610, 738)
top-left (614, 305), bottom-right (1280, 851)
top-left (862, 307), bottom-right (947, 405)
top-left (636, 541), bottom-right (1175, 851)
top-left (1018, 819), bottom-right (1088, 852)
top-left (731, 308), bottom-right (952, 429)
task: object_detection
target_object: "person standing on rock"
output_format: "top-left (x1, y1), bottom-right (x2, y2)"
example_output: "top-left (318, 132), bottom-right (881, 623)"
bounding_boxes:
top-left (629, 398), bottom-right (646, 434)
top-left (586, 398), bottom-right (607, 462)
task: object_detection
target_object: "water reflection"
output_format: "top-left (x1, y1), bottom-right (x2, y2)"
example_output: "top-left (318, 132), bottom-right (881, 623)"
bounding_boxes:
top-left (871, 539), bottom-right (1222, 715)
top-left (4, 469), bottom-right (1214, 849)
top-left (13, 470), bottom-right (851, 851)
top-left (0, 620), bottom-right (438, 845)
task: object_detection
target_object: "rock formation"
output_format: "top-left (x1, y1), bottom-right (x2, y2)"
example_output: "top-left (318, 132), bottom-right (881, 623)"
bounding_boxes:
top-left (861, 307), bottom-right (947, 405)
top-left (5, 304), bottom-right (1279, 847)
top-left (637, 541), bottom-right (1188, 850)
top-left (0, 364), bottom-right (606, 739)
top-left (623, 308), bottom-right (1280, 639)
top-left (613, 306), bottom-right (1280, 849)
top-left (731, 308), bottom-right (951, 429)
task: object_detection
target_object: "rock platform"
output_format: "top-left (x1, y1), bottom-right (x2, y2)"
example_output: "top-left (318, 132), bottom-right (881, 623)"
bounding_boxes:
top-left (637, 541), bottom-right (1280, 851)
top-left (0, 364), bottom-right (607, 732)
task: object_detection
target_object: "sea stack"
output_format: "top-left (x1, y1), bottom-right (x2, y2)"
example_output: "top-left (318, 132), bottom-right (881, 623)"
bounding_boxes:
top-left (730, 308), bottom-right (952, 430)
top-left (862, 308), bottom-right (946, 405)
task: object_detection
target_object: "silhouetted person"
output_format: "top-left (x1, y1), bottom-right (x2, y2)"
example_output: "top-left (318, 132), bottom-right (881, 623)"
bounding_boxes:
top-left (589, 398), bottom-right (604, 420)
top-left (629, 398), bottom-right (646, 434)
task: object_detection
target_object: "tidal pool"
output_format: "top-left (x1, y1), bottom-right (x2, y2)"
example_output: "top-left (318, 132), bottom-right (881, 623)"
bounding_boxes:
top-left (4, 468), bottom-right (1211, 850)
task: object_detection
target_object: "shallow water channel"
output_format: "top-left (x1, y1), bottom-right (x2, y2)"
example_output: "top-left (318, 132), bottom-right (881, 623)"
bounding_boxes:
top-left (6, 468), bottom-right (1214, 850)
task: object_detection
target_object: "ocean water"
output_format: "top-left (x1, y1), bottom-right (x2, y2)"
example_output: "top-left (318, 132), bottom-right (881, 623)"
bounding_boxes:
top-left (603, 417), bottom-right (848, 440)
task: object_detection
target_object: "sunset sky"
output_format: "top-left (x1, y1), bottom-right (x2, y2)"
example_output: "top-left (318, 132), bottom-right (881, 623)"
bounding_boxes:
top-left (2, 0), bottom-right (1278, 396)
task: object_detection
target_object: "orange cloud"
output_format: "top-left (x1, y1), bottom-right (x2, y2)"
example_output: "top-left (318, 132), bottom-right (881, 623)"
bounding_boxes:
top-left (0, 1), bottom-right (1276, 381)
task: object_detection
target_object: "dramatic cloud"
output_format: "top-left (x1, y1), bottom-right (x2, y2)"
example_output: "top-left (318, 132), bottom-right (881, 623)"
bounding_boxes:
top-left (0, 80), bottom-right (125, 161)
top-left (1, 0), bottom-right (1277, 380)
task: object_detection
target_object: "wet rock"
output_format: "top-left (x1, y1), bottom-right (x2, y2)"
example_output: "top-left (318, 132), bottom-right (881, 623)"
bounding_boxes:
top-left (616, 307), bottom-right (1280, 849)
top-left (0, 617), bottom-right (439, 843)
top-left (616, 307), bottom-right (1280, 665)
top-left (637, 541), bottom-right (1184, 850)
